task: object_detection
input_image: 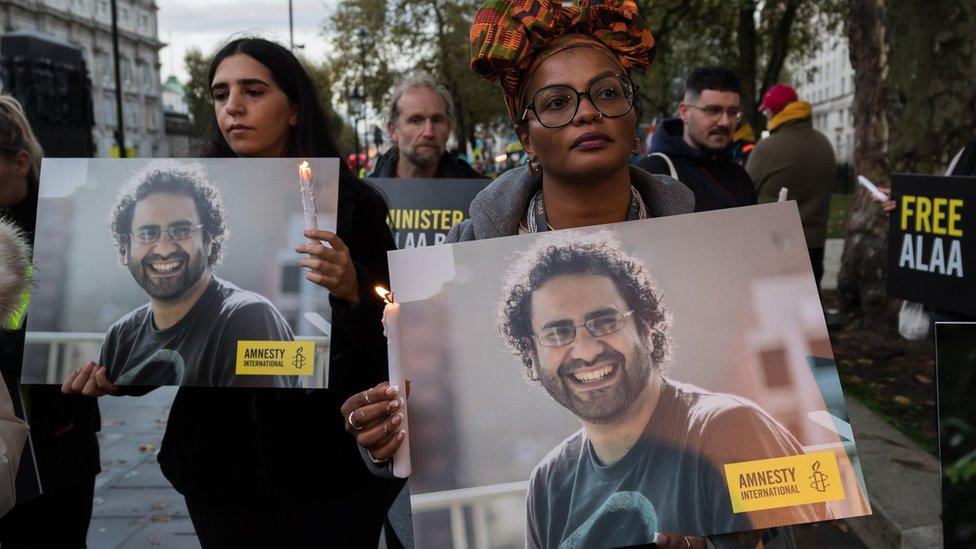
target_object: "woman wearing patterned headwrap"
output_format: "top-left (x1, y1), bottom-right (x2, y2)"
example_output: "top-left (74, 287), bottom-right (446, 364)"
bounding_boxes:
top-left (343, 1), bottom-right (697, 547)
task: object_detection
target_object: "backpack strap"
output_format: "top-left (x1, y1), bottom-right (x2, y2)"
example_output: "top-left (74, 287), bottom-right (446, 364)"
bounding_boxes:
top-left (650, 152), bottom-right (678, 179)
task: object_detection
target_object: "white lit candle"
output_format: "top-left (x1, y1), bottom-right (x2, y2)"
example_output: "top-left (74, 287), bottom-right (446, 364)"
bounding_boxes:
top-left (777, 187), bottom-right (789, 202)
top-left (376, 286), bottom-right (411, 478)
top-left (298, 161), bottom-right (319, 240)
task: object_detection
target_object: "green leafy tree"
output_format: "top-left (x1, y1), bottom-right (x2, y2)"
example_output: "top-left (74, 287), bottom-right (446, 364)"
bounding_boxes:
top-left (635, 0), bottom-right (842, 129)
top-left (325, 0), bottom-right (508, 152)
top-left (183, 47), bottom-right (212, 138)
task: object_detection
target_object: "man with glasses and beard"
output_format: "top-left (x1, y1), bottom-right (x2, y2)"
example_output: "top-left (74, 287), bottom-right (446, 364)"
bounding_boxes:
top-left (497, 231), bottom-right (828, 548)
top-left (63, 164), bottom-right (298, 390)
top-left (638, 67), bottom-right (757, 212)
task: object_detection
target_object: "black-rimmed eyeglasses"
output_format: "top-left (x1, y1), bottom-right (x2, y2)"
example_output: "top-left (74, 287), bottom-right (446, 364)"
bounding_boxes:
top-left (519, 75), bottom-right (637, 129)
top-left (131, 222), bottom-right (204, 244)
top-left (533, 310), bottom-right (635, 348)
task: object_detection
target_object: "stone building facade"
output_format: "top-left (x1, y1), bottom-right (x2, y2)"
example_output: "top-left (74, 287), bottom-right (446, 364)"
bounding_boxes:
top-left (1, 0), bottom-right (167, 157)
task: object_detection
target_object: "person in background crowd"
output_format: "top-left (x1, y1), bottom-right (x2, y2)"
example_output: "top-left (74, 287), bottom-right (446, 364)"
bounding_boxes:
top-left (731, 119), bottom-right (756, 167)
top-left (0, 93), bottom-right (102, 549)
top-left (637, 67), bottom-right (757, 212)
top-left (747, 83), bottom-right (836, 287)
top-left (370, 72), bottom-right (481, 179)
top-left (0, 217), bottom-right (30, 519)
top-left (62, 37), bottom-right (400, 548)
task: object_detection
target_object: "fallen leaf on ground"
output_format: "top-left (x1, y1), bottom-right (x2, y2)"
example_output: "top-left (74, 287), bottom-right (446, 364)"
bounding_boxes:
top-left (856, 358), bottom-right (874, 365)
top-left (151, 514), bottom-right (171, 524)
top-left (835, 522), bottom-right (849, 533)
top-left (914, 374), bottom-right (932, 384)
top-left (102, 419), bottom-right (121, 427)
top-left (139, 443), bottom-right (156, 452)
top-left (845, 375), bottom-right (863, 384)
top-left (893, 395), bottom-right (912, 406)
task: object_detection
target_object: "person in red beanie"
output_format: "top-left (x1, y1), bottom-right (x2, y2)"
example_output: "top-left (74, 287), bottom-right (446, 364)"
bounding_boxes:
top-left (747, 84), bottom-right (836, 287)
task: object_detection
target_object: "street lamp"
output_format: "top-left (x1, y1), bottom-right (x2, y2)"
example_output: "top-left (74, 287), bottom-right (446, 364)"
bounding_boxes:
top-left (347, 86), bottom-right (365, 161)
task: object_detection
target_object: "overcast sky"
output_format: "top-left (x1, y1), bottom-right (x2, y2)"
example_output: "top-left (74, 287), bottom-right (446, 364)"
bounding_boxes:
top-left (157, 0), bottom-right (337, 83)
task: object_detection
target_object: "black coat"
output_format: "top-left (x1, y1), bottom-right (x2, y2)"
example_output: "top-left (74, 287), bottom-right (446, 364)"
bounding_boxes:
top-left (157, 172), bottom-right (400, 507)
top-left (370, 147), bottom-right (483, 179)
top-left (637, 118), bottom-right (757, 212)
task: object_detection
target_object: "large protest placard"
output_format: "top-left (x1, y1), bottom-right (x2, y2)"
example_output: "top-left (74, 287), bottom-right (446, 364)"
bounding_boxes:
top-left (887, 174), bottom-right (975, 316)
top-left (21, 158), bottom-right (339, 388)
top-left (936, 322), bottom-right (976, 547)
top-left (387, 203), bottom-right (871, 546)
top-left (368, 177), bottom-right (488, 248)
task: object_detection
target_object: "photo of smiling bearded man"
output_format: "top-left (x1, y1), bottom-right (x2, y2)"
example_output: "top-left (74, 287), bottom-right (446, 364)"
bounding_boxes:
top-left (95, 163), bottom-right (298, 388)
top-left (496, 230), bottom-right (832, 548)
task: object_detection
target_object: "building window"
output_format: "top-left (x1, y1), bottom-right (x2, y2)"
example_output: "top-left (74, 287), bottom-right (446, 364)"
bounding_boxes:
top-left (141, 62), bottom-right (153, 91)
top-left (121, 7), bottom-right (129, 23)
top-left (98, 0), bottom-right (108, 15)
top-left (103, 94), bottom-right (117, 125)
top-left (146, 100), bottom-right (158, 130)
top-left (139, 13), bottom-right (149, 32)
top-left (97, 52), bottom-right (111, 85)
top-left (121, 56), bottom-right (133, 89)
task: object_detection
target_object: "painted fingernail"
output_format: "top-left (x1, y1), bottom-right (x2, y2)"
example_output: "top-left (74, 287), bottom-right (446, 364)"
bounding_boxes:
top-left (389, 399), bottom-right (402, 412)
top-left (388, 385), bottom-right (400, 396)
top-left (396, 431), bottom-right (405, 441)
top-left (391, 413), bottom-right (402, 426)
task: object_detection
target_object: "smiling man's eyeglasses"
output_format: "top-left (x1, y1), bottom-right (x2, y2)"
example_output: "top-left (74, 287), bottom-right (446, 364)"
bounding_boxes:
top-left (533, 310), bottom-right (635, 348)
top-left (131, 222), bottom-right (204, 245)
top-left (520, 75), bottom-right (637, 129)
top-left (685, 103), bottom-right (743, 123)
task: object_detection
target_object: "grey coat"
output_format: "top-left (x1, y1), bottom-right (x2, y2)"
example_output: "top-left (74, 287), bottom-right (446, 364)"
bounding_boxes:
top-left (447, 164), bottom-right (695, 242)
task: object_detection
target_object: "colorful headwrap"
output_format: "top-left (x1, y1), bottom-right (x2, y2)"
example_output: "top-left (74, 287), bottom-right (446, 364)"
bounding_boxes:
top-left (470, 0), bottom-right (655, 120)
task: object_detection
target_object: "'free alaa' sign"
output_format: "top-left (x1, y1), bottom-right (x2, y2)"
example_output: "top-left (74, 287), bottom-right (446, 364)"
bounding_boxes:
top-left (887, 174), bottom-right (975, 316)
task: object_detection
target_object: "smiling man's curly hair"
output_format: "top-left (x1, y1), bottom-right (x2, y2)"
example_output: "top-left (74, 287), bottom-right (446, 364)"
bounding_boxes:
top-left (497, 230), bottom-right (671, 377)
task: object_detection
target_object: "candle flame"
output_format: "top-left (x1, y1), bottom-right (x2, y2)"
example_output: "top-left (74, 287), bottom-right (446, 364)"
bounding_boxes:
top-left (375, 286), bottom-right (395, 304)
top-left (298, 161), bottom-right (312, 182)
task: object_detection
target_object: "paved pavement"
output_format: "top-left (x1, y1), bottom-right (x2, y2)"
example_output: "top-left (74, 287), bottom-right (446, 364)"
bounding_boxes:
top-left (88, 387), bottom-right (198, 549)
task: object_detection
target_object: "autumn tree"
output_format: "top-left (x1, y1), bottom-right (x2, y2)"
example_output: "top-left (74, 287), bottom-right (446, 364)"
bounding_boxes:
top-left (635, 0), bottom-right (841, 128)
top-left (838, 1), bottom-right (976, 328)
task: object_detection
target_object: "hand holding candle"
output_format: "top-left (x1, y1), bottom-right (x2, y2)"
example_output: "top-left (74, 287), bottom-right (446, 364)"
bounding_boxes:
top-left (377, 286), bottom-right (411, 478)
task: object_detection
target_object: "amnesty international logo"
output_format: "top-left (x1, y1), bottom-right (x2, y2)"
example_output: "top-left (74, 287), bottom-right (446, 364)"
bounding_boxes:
top-left (809, 460), bottom-right (830, 493)
top-left (724, 451), bottom-right (845, 512)
top-left (292, 346), bottom-right (307, 370)
top-left (235, 341), bottom-right (315, 376)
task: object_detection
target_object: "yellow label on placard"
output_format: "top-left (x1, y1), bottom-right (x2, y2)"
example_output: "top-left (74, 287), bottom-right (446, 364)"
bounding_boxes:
top-left (724, 451), bottom-right (845, 513)
top-left (235, 341), bottom-right (315, 376)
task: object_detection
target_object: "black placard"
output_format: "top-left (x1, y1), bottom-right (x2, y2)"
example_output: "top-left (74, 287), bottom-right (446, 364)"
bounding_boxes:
top-left (369, 177), bottom-right (489, 248)
top-left (887, 174), bottom-right (976, 316)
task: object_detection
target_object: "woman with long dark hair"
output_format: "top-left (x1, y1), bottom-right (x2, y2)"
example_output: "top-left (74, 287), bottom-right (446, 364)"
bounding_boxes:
top-left (65, 37), bottom-right (399, 547)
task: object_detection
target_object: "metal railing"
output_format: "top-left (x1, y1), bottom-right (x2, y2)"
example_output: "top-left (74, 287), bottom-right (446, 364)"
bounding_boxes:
top-left (24, 331), bottom-right (330, 387)
top-left (411, 480), bottom-right (529, 549)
